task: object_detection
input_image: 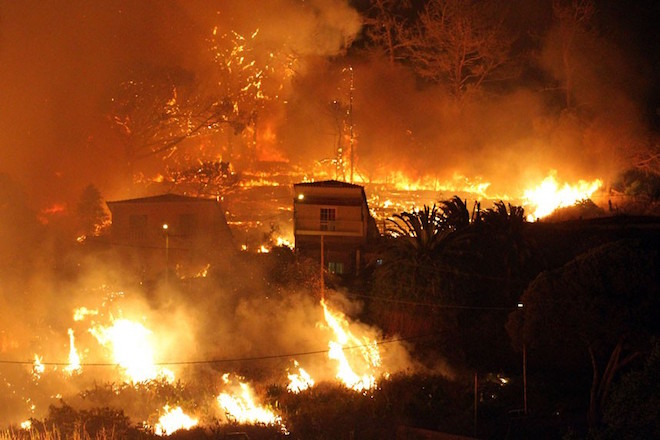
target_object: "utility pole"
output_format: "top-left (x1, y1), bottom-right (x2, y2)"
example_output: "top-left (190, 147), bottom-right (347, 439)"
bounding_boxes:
top-left (162, 223), bottom-right (169, 287)
top-left (474, 371), bottom-right (478, 438)
top-left (320, 235), bottom-right (325, 300)
top-left (523, 343), bottom-right (528, 415)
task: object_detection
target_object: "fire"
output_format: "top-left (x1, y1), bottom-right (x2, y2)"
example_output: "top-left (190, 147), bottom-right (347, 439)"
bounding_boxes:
top-left (381, 171), bottom-right (491, 196)
top-left (320, 299), bottom-right (382, 392)
top-left (73, 306), bottom-right (98, 321)
top-left (154, 405), bottom-right (198, 436)
top-left (32, 355), bottom-right (45, 379)
top-left (217, 374), bottom-right (284, 428)
top-left (275, 236), bottom-right (293, 249)
top-left (287, 361), bottom-right (315, 393)
top-left (64, 328), bottom-right (81, 375)
top-left (89, 318), bottom-right (174, 383)
top-left (523, 173), bottom-right (602, 220)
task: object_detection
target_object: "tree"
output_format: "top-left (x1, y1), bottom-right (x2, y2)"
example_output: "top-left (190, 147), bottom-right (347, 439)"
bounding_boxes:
top-left (163, 160), bottom-right (240, 198)
top-left (109, 65), bottom-right (247, 174)
top-left (408, 0), bottom-right (516, 97)
top-left (479, 201), bottom-right (529, 297)
top-left (75, 184), bottom-right (109, 237)
top-left (362, 0), bottom-right (414, 66)
top-left (507, 239), bottom-right (659, 430)
top-left (551, 0), bottom-right (595, 109)
top-left (379, 204), bottom-right (451, 300)
top-left (438, 195), bottom-right (471, 231)
top-left (599, 339), bottom-right (660, 440)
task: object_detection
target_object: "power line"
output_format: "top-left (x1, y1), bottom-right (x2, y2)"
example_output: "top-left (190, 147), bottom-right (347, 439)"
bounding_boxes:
top-left (0, 333), bottom-right (437, 368)
top-left (344, 292), bottom-right (519, 311)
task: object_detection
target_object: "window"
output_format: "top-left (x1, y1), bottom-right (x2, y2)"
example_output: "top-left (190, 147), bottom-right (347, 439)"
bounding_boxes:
top-left (320, 208), bottom-right (336, 231)
top-left (328, 261), bottom-right (344, 274)
top-left (128, 214), bottom-right (147, 240)
top-left (179, 213), bottom-right (198, 236)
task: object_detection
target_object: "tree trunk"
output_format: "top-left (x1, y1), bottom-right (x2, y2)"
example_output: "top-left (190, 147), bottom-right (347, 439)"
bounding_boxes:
top-left (587, 338), bottom-right (641, 430)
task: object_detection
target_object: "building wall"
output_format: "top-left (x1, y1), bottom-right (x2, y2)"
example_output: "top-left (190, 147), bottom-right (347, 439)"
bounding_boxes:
top-left (293, 182), bottom-right (371, 275)
top-left (109, 201), bottom-right (231, 248)
top-left (107, 198), bottom-right (234, 276)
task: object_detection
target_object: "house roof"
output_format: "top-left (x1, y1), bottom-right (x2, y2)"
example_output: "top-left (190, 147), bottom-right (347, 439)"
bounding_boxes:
top-left (293, 180), bottom-right (369, 207)
top-left (106, 193), bottom-right (219, 205)
top-left (293, 180), bottom-right (364, 189)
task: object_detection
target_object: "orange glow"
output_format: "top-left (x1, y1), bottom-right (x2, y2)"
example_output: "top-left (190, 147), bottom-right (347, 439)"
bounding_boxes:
top-left (37, 203), bottom-right (67, 224)
top-left (89, 318), bottom-right (174, 383)
top-left (523, 173), bottom-right (603, 221)
top-left (378, 171), bottom-right (491, 196)
top-left (287, 361), bottom-right (315, 393)
top-left (320, 299), bottom-right (382, 392)
top-left (154, 406), bottom-right (198, 436)
top-left (32, 355), bottom-right (44, 379)
top-left (64, 328), bottom-right (81, 375)
top-left (217, 374), bottom-right (285, 429)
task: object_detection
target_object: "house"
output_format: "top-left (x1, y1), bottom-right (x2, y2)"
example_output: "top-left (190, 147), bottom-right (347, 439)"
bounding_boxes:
top-left (106, 194), bottom-right (234, 275)
top-left (293, 180), bottom-right (378, 275)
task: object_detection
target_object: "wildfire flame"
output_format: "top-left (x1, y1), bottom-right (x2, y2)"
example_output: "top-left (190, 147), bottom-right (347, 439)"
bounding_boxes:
top-left (287, 360), bottom-right (315, 393)
top-left (89, 318), bottom-right (174, 383)
top-left (64, 328), bottom-right (81, 375)
top-left (154, 405), bottom-right (199, 436)
top-left (217, 374), bottom-right (284, 429)
top-left (320, 299), bottom-right (382, 392)
top-left (73, 307), bottom-right (98, 322)
top-left (32, 355), bottom-right (45, 379)
top-left (523, 173), bottom-right (603, 220)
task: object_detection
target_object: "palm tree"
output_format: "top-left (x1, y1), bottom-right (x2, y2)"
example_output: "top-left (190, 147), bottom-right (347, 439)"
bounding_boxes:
top-left (438, 196), bottom-right (471, 232)
top-left (479, 201), bottom-right (529, 302)
top-left (377, 205), bottom-right (452, 300)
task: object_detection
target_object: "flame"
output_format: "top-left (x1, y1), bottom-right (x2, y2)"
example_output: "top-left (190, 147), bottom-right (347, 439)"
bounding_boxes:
top-left (287, 360), bottom-right (315, 393)
top-left (37, 203), bottom-right (67, 224)
top-left (64, 328), bottom-right (81, 375)
top-left (217, 374), bottom-right (284, 428)
top-left (320, 299), bottom-right (382, 392)
top-left (73, 307), bottom-right (98, 321)
top-left (32, 355), bottom-right (44, 379)
top-left (381, 171), bottom-right (491, 196)
top-left (275, 236), bottom-right (293, 249)
top-left (523, 173), bottom-right (602, 220)
top-left (89, 318), bottom-right (174, 383)
top-left (154, 406), bottom-right (198, 436)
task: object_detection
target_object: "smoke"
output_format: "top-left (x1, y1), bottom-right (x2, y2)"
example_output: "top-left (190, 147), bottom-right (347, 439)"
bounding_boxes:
top-left (0, 0), bottom-right (657, 426)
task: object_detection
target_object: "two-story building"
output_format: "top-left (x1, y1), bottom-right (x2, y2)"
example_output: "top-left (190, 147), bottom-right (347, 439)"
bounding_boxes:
top-left (106, 194), bottom-right (234, 276)
top-left (293, 180), bottom-right (378, 275)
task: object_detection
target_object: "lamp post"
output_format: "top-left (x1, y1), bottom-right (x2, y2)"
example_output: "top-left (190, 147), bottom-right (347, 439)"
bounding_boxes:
top-left (162, 223), bottom-right (169, 286)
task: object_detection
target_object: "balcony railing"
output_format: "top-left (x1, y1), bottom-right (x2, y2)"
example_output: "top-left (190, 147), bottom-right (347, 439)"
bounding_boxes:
top-left (295, 217), bottom-right (364, 236)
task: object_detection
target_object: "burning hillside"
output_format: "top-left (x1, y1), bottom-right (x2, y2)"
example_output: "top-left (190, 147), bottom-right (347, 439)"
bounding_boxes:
top-left (0, 270), bottom-right (413, 434)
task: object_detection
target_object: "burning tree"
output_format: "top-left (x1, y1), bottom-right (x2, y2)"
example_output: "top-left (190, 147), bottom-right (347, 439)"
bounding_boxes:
top-left (75, 184), bottom-right (109, 238)
top-left (163, 160), bottom-right (239, 198)
top-left (108, 26), bottom-right (296, 187)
